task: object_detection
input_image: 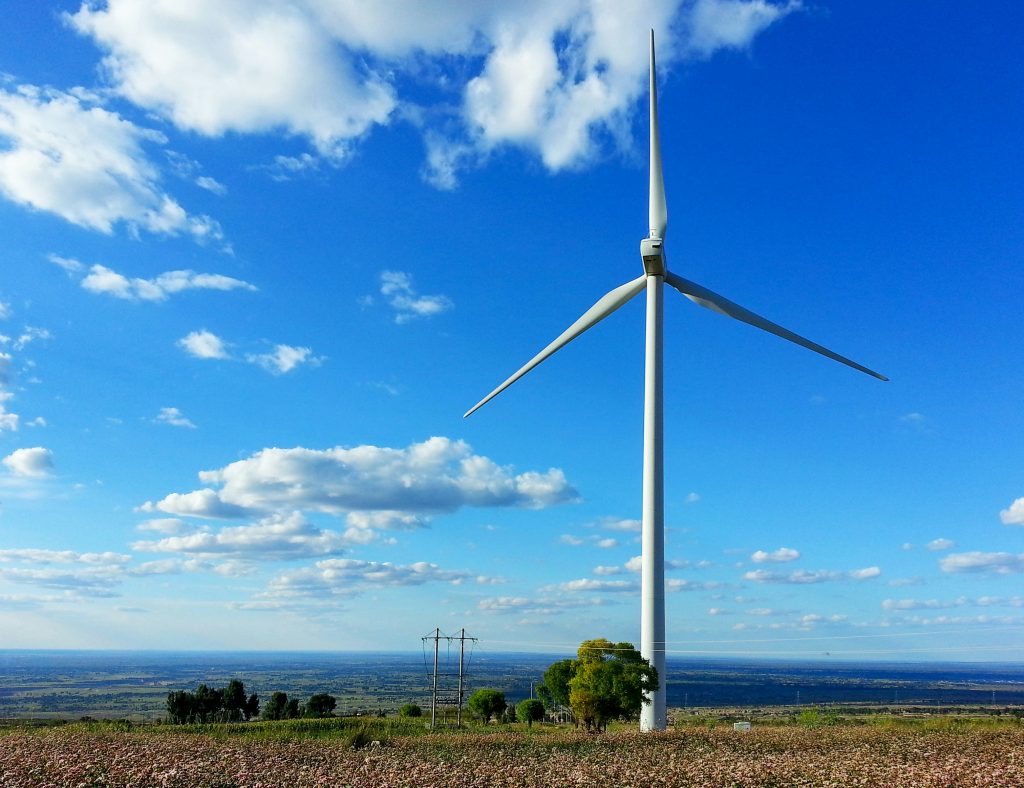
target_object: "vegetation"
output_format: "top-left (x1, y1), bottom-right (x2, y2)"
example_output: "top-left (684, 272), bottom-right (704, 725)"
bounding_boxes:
top-left (1, 717), bottom-right (1022, 787)
top-left (515, 699), bottom-right (545, 727)
top-left (539, 638), bottom-right (657, 732)
top-left (467, 689), bottom-right (506, 723)
top-left (304, 693), bottom-right (337, 718)
top-left (165, 680), bottom-right (259, 724)
top-left (399, 703), bottom-right (422, 718)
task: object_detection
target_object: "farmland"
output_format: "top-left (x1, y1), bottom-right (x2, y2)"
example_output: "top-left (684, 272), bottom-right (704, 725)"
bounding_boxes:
top-left (1, 716), bottom-right (1022, 787)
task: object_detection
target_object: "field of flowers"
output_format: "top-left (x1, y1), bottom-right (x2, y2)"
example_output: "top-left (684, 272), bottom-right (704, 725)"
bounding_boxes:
top-left (1, 719), bottom-right (1022, 787)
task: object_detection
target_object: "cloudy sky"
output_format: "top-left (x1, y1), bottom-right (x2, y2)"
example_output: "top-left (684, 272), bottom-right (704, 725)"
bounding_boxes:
top-left (1, 0), bottom-right (1022, 660)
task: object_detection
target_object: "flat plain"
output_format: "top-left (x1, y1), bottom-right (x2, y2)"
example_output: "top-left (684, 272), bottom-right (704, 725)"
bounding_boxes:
top-left (1, 717), bottom-right (1022, 787)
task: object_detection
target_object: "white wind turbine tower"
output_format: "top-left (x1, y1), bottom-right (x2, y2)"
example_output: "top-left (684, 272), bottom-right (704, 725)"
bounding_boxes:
top-left (465, 30), bottom-right (887, 731)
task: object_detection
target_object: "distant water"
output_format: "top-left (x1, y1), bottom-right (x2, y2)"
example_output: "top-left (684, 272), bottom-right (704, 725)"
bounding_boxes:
top-left (1, 650), bottom-right (1022, 720)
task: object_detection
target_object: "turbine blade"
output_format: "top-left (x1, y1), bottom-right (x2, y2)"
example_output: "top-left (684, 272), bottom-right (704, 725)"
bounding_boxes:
top-left (665, 271), bottom-right (888, 381)
top-left (649, 29), bottom-right (667, 240)
top-left (465, 274), bottom-right (649, 418)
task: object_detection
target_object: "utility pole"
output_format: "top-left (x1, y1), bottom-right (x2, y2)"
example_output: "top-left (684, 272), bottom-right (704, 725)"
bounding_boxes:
top-left (422, 627), bottom-right (477, 728)
top-left (457, 628), bottom-right (466, 728)
top-left (431, 628), bottom-right (440, 728)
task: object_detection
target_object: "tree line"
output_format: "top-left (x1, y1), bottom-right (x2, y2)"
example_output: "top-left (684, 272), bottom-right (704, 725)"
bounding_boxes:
top-left (166, 637), bottom-right (655, 731)
top-left (165, 679), bottom-right (336, 724)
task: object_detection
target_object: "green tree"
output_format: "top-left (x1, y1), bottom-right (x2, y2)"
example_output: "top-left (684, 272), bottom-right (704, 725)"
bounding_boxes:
top-left (516, 698), bottom-right (545, 727)
top-left (548, 638), bottom-right (657, 732)
top-left (166, 690), bottom-right (195, 724)
top-left (305, 693), bottom-right (337, 718)
top-left (223, 680), bottom-right (247, 722)
top-left (244, 693), bottom-right (260, 721)
top-left (262, 691), bottom-right (289, 721)
top-left (541, 659), bottom-right (575, 708)
top-left (467, 688), bottom-right (507, 723)
top-left (285, 698), bottom-right (300, 719)
top-left (399, 703), bottom-right (422, 718)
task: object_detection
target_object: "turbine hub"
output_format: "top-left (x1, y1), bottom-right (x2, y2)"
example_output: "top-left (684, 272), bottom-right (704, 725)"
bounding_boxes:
top-left (640, 237), bottom-right (666, 276)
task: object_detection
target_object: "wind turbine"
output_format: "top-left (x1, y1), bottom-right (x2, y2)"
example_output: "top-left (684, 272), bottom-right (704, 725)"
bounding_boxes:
top-left (465, 30), bottom-right (887, 732)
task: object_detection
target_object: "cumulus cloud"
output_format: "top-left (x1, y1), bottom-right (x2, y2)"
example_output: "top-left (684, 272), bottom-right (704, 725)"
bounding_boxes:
top-left (751, 546), bottom-right (800, 564)
top-left (2, 447), bottom-right (54, 477)
top-left (133, 511), bottom-right (350, 559)
top-left (0, 85), bottom-right (221, 239)
top-left (379, 271), bottom-right (452, 324)
top-left (0, 300), bottom-right (11, 320)
top-left (684, 0), bottom-right (801, 57)
top-left (744, 566), bottom-right (881, 584)
top-left (79, 265), bottom-right (256, 301)
top-left (939, 552), bottom-right (1024, 575)
top-left (926, 538), bottom-right (955, 552)
top-left (261, 558), bottom-right (485, 600)
top-left (1000, 498), bottom-right (1024, 526)
top-left (246, 344), bottom-right (322, 375)
top-left (155, 407), bottom-right (196, 429)
top-left (69, 0), bottom-right (396, 159)
top-left (177, 330), bottom-right (229, 360)
top-left (139, 438), bottom-right (577, 550)
top-left (64, 1), bottom-right (797, 189)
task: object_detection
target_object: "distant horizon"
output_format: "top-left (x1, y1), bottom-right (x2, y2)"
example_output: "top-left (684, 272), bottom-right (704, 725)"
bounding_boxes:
top-left (2, 647), bottom-right (1022, 668)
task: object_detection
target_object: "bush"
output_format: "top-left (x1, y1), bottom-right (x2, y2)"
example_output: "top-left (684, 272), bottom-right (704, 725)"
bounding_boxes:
top-left (399, 703), bottom-right (423, 718)
top-left (516, 699), bottom-right (545, 727)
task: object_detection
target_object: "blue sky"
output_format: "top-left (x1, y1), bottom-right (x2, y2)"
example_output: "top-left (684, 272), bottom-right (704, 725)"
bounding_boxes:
top-left (1, 0), bottom-right (1022, 660)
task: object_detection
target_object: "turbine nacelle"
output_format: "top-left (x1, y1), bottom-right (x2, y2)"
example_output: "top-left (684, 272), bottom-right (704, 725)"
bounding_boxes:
top-left (640, 237), bottom-right (666, 276)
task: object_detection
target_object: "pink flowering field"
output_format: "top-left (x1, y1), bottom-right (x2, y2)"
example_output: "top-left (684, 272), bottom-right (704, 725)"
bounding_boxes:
top-left (2, 721), bottom-right (1022, 787)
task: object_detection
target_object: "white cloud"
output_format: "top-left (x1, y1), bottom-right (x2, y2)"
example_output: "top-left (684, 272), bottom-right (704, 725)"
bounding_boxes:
top-left (67, 1), bottom-right (796, 188)
top-left (80, 265), bottom-right (255, 301)
top-left (195, 176), bottom-right (226, 195)
top-left (744, 566), bottom-right (881, 584)
top-left (133, 511), bottom-right (350, 560)
top-left (261, 558), bottom-right (481, 600)
top-left (939, 552), bottom-right (1024, 575)
top-left (379, 271), bottom-right (452, 323)
top-left (593, 565), bottom-right (623, 575)
top-left (0, 85), bottom-right (220, 239)
top-left (685, 492), bottom-right (700, 504)
top-left (155, 407), bottom-right (196, 429)
top-left (477, 594), bottom-right (605, 615)
top-left (135, 518), bottom-right (194, 535)
top-left (560, 534), bottom-right (584, 546)
top-left (69, 0), bottom-right (396, 159)
top-left (925, 538), bottom-right (955, 552)
top-left (751, 546), bottom-right (800, 564)
top-left (140, 438), bottom-right (578, 546)
top-left (0, 549), bottom-right (131, 565)
top-left (596, 538), bottom-right (618, 549)
top-left (1000, 497), bottom-right (1024, 526)
top-left (11, 327), bottom-right (51, 350)
top-left (667, 578), bottom-right (723, 592)
top-left (246, 344), bottom-right (322, 375)
top-left (2, 447), bottom-right (54, 477)
top-left (685, 0), bottom-right (800, 57)
top-left (0, 300), bottom-right (10, 320)
top-left (177, 330), bottom-right (229, 360)
top-left (595, 516), bottom-right (641, 532)
top-left (47, 253), bottom-right (85, 274)
top-left (549, 578), bottom-right (637, 593)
